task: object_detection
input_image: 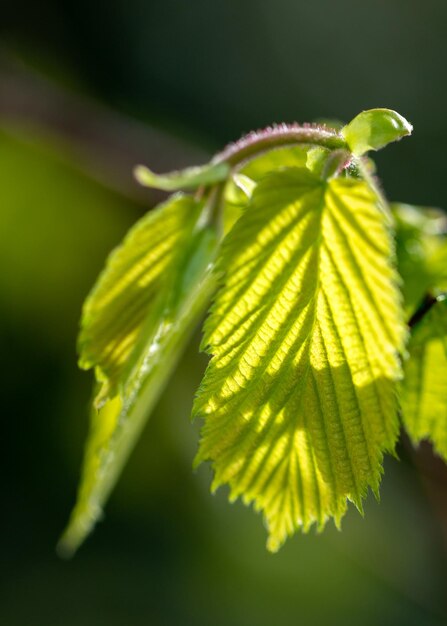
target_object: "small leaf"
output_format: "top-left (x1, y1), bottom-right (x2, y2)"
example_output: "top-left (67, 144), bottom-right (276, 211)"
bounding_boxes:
top-left (134, 161), bottom-right (229, 191)
top-left (60, 196), bottom-right (218, 555)
top-left (342, 109), bottom-right (412, 156)
top-left (401, 295), bottom-right (447, 460)
top-left (194, 167), bottom-right (406, 551)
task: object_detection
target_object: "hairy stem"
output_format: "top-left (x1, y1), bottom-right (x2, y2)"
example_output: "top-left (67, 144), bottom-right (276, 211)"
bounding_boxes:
top-left (212, 123), bottom-right (346, 168)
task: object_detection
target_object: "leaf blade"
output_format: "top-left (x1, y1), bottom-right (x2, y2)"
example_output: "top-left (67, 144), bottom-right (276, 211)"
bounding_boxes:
top-left (342, 108), bottom-right (412, 156)
top-left (79, 194), bottom-right (202, 407)
top-left (194, 168), bottom-right (406, 550)
top-left (60, 196), bottom-right (218, 555)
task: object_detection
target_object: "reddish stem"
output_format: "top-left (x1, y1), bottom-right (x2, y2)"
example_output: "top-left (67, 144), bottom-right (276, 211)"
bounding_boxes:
top-left (213, 123), bottom-right (346, 168)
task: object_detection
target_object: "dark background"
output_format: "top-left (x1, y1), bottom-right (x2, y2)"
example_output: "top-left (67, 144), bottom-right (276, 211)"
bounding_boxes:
top-left (1, 1), bottom-right (447, 624)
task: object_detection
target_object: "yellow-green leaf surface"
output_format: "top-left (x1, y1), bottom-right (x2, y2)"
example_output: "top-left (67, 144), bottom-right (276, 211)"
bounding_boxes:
top-left (222, 145), bottom-right (329, 235)
top-left (60, 195), bottom-right (218, 555)
top-left (194, 167), bottom-right (406, 551)
top-left (240, 145), bottom-right (329, 181)
top-left (79, 194), bottom-right (203, 407)
top-left (401, 295), bottom-right (447, 460)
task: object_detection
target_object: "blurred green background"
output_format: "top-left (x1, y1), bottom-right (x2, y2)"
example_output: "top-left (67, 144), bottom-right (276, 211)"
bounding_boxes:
top-left (1, 1), bottom-right (447, 624)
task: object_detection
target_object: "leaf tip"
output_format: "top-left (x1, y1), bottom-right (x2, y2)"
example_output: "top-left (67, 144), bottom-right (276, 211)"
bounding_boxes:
top-left (192, 451), bottom-right (203, 470)
top-left (58, 496), bottom-right (104, 556)
top-left (353, 497), bottom-right (365, 517)
top-left (266, 534), bottom-right (282, 553)
top-left (372, 485), bottom-right (381, 503)
top-left (56, 534), bottom-right (78, 560)
top-left (133, 164), bottom-right (155, 187)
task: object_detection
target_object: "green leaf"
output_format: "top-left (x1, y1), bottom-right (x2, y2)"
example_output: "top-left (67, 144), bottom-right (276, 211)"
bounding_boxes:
top-left (79, 194), bottom-right (204, 407)
top-left (240, 145), bottom-right (329, 180)
top-left (401, 295), bottom-right (447, 460)
top-left (221, 145), bottom-right (330, 235)
top-left (59, 195), bottom-right (218, 555)
top-left (134, 161), bottom-right (229, 191)
top-left (393, 203), bottom-right (447, 315)
top-left (194, 167), bottom-right (406, 551)
top-left (342, 109), bottom-right (412, 156)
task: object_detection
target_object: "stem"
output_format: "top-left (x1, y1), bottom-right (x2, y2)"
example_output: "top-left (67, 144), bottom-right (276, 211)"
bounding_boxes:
top-left (409, 292), bottom-right (447, 328)
top-left (321, 149), bottom-right (352, 180)
top-left (196, 182), bottom-right (226, 237)
top-left (212, 123), bottom-right (346, 169)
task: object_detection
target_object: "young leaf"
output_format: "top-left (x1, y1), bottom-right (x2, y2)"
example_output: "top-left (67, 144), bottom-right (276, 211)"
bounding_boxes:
top-left (59, 195), bottom-right (219, 555)
top-left (194, 167), bottom-right (406, 551)
top-left (401, 295), bottom-right (447, 460)
top-left (342, 109), bottom-right (412, 156)
top-left (79, 194), bottom-right (204, 407)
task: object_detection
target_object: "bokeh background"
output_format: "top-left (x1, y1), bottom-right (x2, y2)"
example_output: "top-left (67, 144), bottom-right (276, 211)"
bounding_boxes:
top-left (1, 1), bottom-right (447, 624)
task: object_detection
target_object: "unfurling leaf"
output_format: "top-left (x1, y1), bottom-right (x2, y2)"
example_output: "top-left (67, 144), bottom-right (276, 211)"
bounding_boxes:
top-left (59, 194), bottom-right (218, 555)
top-left (194, 168), bottom-right (406, 551)
top-left (342, 109), bottom-right (412, 156)
top-left (401, 294), bottom-right (447, 461)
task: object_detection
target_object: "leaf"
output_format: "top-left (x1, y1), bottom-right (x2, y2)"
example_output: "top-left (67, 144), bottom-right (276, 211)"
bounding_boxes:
top-left (59, 195), bottom-right (218, 555)
top-left (342, 109), bottom-right (412, 156)
top-left (134, 161), bottom-right (229, 191)
top-left (79, 194), bottom-right (204, 407)
top-left (240, 145), bottom-right (329, 181)
top-left (401, 294), bottom-right (447, 460)
top-left (194, 167), bottom-right (406, 551)
top-left (393, 203), bottom-right (447, 315)
top-left (221, 145), bottom-right (330, 235)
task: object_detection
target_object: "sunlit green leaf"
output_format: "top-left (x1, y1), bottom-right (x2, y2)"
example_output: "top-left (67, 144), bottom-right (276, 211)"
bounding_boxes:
top-left (401, 295), bottom-right (447, 460)
top-left (342, 109), bottom-right (412, 156)
top-left (221, 145), bottom-right (330, 234)
top-left (60, 195), bottom-right (218, 555)
top-left (194, 167), bottom-right (406, 551)
top-left (78, 194), bottom-right (204, 407)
